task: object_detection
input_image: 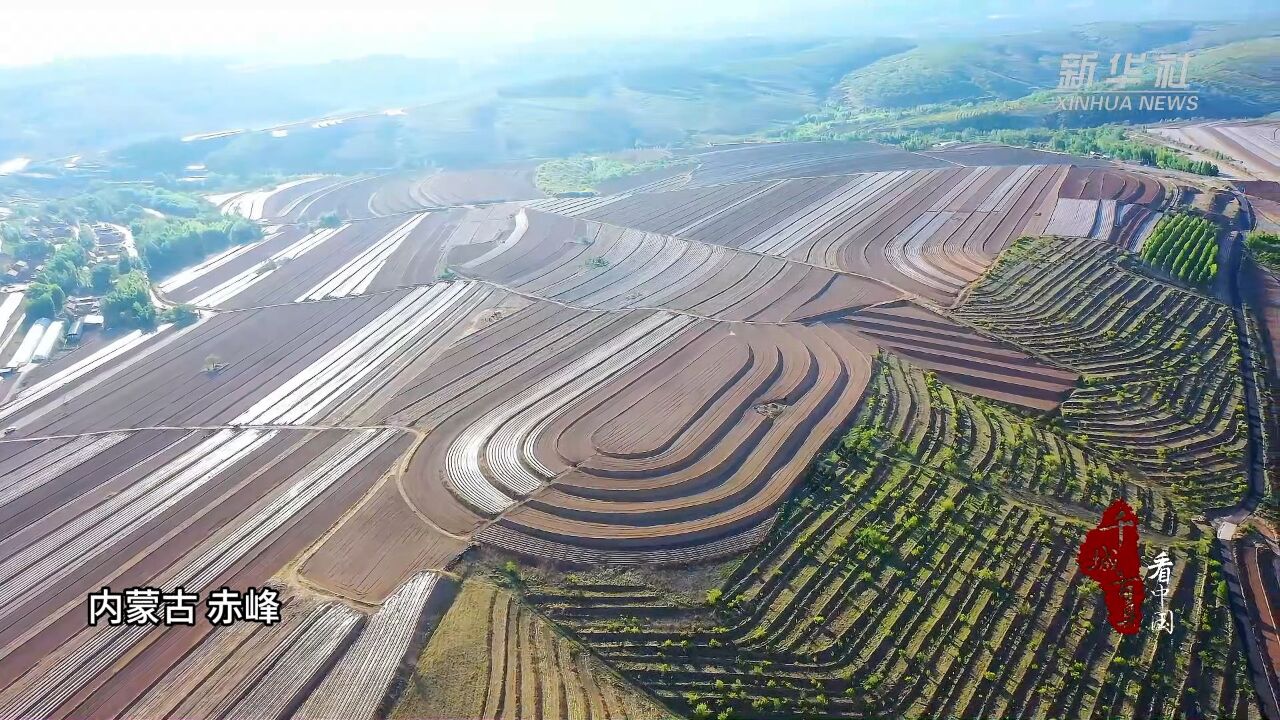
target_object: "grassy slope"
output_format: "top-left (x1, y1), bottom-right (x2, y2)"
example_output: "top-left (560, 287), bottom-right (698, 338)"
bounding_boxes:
top-left (394, 578), bottom-right (674, 720)
top-left (834, 22), bottom-right (1280, 130)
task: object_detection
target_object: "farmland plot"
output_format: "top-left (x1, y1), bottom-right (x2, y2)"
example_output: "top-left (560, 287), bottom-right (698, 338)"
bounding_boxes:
top-left (922, 143), bottom-right (1109, 168)
top-left (394, 578), bottom-right (671, 720)
top-left (540, 164), bottom-right (1070, 303)
top-left (453, 207), bottom-right (899, 320)
top-left (1151, 121), bottom-right (1280, 181)
top-left (957, 236), bottom-right (1250, 510)
top-left (7, 139), bottom-right (1262, 717)
top-left (188, 216), bottom-right (432, 309)
top-left (378, 302), bottom-right (879, 559)
top-left (366, 165), bottom-right (546, 215)
top-left (296, 572), bottom-right (446, 720)
top-left (832, 299), bottom-right (1078, 409)
top-left (516, 355), bottom-right (1253, 720)
top-left (0, 428), bottom-right (409, 719)
top-left (674, 140), bottom-right (950, 186)
top-left (0, 288), bottom-right (482, 435)
top-left (126, 594), bottom-right (361, 720)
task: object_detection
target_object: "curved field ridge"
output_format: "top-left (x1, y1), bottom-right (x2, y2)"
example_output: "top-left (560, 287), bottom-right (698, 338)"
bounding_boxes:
top-left (393, 578), bottom-right (670, 720)
top-left (455, 208), bottom-right (899, 320)
top-left (446, 312), bottom-right (695, 513)
top-left (493, 321), bottom-right (874, 556)
top-left (834, 300), bottom-right (1078, 410)
top-left (536, 164), bottom-right (1072, 303)
top-left (382, 300), bottom-right (877, 557)
top-left (956, 236), bottom-right (1249, 510)
top-left (368, 165), bottom-right (546, 215)
top-left (524, 355), bottom-right (1249, 720)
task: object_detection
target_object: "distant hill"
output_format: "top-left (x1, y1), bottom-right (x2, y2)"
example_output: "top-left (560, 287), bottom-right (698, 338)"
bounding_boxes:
top-left (838, 21), bottom-right (1280, 110)
top-left (2, 20), bottom-right (1276, 176)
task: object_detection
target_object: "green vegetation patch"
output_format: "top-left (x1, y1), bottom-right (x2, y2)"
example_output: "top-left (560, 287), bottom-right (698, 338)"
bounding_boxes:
top-left (534, 155), bottom-right (690, 196)
top-left (958, 236), bottom-right (1247, 511)
top-left (1140, 212), bottom-right (1220, 285)
top-left (3, 185), bottom-right (259, 324)
top-left (511, 354), bottom-right (1248, 720)
top-left (1245, 230), bottom-right (1280, 274)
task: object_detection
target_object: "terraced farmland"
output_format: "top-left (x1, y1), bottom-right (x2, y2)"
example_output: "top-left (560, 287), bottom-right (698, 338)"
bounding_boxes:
top-left (957, 236), bottom-right (1249, 511)
top-left (0, 138), bottom-right (1268, 719)
top-left (515, 356), bottom-right (1254, 720)
top-left (394, 578), bottom-right (672, 720)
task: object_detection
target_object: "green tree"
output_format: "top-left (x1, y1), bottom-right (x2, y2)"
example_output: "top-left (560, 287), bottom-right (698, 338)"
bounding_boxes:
top-left (161, 304), bottom-right (199, 326)
top-left (90, 264), bottom-right (118, 293)
top-left (101, 271), bottom-right (156, 329)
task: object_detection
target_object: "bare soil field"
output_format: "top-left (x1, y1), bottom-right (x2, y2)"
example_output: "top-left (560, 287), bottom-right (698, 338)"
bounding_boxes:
top-left (1150, 121), bottom-right (1280, 181)
top-left (3, 139), bottom-right (1265, 718)
top-left (833, 299), bottom-right (1078, 409)
top-left (451, 207), bottom-right (900, 320)
top-left (368, 165), bottom-right (546, 214)
top-left (922, 143), bottom-right (1108, 167)
top-left (299, 480), bottom-right (468, 603)
top-left (532, 164), bottom-right (1079, 303)
top-left (1, 291), bottom-right (413, 435)
top-left (673, 140), bottom-right (950, 186)
top-left (0, 429), bottom-right (410, 718)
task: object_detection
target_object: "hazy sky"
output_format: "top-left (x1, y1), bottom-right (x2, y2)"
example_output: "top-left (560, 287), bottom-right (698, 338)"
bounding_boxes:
top-left (2, 0), bottom-right (1264, 66)
top-left (5, 0), bottom-right (860, 65)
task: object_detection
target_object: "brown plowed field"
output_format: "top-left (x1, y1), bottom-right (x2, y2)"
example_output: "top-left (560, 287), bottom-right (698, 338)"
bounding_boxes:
top-left (540, 164), bottom-right (1070, 303)
top-left (2, 291), bottom-right (413, 435)
top-left (124, 591), bottom-right (341, 720)
top-left (1059, 166), bottom-right (1165, 205)
top-left (378, 306), bottom-right (875, 555)
top-left (0, 429), bottom-right (341, 682)
top-left (3, 141), bottom-right (1176, 711)
top-left (921, 143), bottom-right (1108, 167)
top-left (0, 429), bottom-right (408, 719)
top-left (1237, 180), bottom-right (1280, 203)
top-left (453, 207), bottom-right (898, 320)
top-left (1151, 121), bottom-right (1280, 181)
top-left (204, 215), bottom-right (410, 309)
top-left (259, 176), bottom-right (348, 219)
top-left (161, 225), bottom-right (308, 304)
top-left (368, 165), bottom-right (546, 214)
top-left (300, 480), bottom-right (468, 603)
top-left (674, 140), bottom-right (949, 186)
top-left (833, 300), bottom-right (1078, 409)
